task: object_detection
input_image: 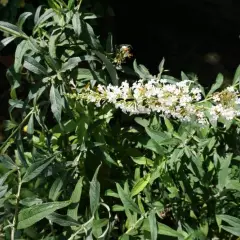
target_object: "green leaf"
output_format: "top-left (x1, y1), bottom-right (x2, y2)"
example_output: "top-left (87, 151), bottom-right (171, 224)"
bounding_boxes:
top-left (44, 55), bottom-right (60, 71)
top-left (145, 127), bottom-right (168, 144)
top-left (92, 218), bottom-right (109, 238)
top-left (22, 155), bottom-right (55, 183)
top-left (67, 176), bottom-right (83, 220)
top-left (218, 154), bottom-right (232, 190)
top-left (34, 6), bottom-right (43, 24)
top-left (23, 56), bottom-right (48, 75)
top-left (207, 73), bottom-right (223, 96)
top-left (103, 151), bottom-right (118, 166)
top-left (35, 9), bottom-right (55, 27)
top-left (133, 60), bottom-right (151, 79)
top-left (50, 84), bottom-right (62, 123)
top-left (221, 225), bottom-right (240, 237)
top-left (181, 71), bottom-right (189, 81)
top-left (158, 223), bottom-right (184, 238)
top-left (105, 189), bottom-right (119, 198)
top-left (164, 117), bottom-right (174, 132)
top-left (49, 33), bottom-right (61, 59)
top-left (14, 40), bottom-right (30, 72)
top-left (158, 57), bottom-right (165, 78)
top-left (68, 0), bottom-right (75, 9)
top-left (106, 32), bottom-right (113, 53)
top-left (20, 197), bottom-right (43, 207)
top-left (217, 215), bottom-right (240, 228)
top-left (0, 36), bottom-right (16, 51)
top-left (72, 13), bottom-right (82, 37)
top-left (0, 155), bottom-right (17, 170)
top-left (131, 156), bottom-right (153, 166)
top-left (112, 204), bottom-right (125, 211)
top-left (116, 183), bottom-right (141, 214)
top-left (142, 139), bottom-right (166, 155)
top-left (83, 22), bottom-right (102, 49)
top-left (134, 117), bottom-right (149, 127)
top-left (0, 185), bottom-right (8, 198)
top-left (75, 68), bottom-right (104, 82)
top-left (0, 21), bottom-right (27, 38)
top-left (28, 37), bottom-right (43, 54)
top-left (0, 170), bottom-right (15, 186)
top-left (17, 201), bottom-right (71, 229)
top-left (233, 65), bottom-right (240, 85)
top-left (131, 173), bottom-right (150, 197)
top-left (83, 13), bottom-right (99, 20)
top-left (61, 57), bottom-right (81, 72)
top-left (27, 114), bottom-right (34, 135)
top-left (46, 212), bottom-right (80, 226)
top-left (89, 164), bottom-right (101, 214)
top-left (17, 12), bottom-right (32, 29)
top-left (226, 180), bottom-right (240, 191)
top-left (148, 212), bottom-right (158, 240)
top-left (49, 178), bottom-right (63, 201)
top-left (93, 50), bottom-right (118, 85)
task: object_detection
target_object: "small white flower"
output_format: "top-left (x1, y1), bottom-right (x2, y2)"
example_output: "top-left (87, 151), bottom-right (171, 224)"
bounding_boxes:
top-left (160, 79), bottom-right (167, 83)
top-left (191, 88), bottom-right (202, 94)
top-left (235, 98), bottom-right (240, 105)
top-left (227, 86), bottom-right (235, 92)
top-left (213, 95), bottom-right (220, 102)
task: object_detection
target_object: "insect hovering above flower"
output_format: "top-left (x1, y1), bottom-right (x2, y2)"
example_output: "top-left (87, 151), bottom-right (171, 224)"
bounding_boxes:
top-left (114, 44), bottom-right (133, 65)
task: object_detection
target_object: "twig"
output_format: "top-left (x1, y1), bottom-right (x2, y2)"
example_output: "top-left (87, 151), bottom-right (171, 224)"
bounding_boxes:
top-left (11, 168), bottom-right (22, 240)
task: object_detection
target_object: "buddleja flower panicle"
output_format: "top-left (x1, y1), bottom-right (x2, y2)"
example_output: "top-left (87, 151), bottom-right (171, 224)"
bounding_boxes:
top-left (68, 78), bottom-right (240, 126)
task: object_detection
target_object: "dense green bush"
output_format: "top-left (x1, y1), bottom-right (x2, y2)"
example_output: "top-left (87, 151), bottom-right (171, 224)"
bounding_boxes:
top-left (0, 0), bottom-right (240, 239)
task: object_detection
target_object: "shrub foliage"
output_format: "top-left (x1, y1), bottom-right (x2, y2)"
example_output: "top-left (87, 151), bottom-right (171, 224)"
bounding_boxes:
top-left (0, 1), bottom-right (239, 239)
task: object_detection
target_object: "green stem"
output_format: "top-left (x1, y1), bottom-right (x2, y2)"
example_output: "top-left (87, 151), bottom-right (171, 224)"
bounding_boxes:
top-left (11, 168), bottom-right (22, 240)
top-left (77, 0), bottom-right (83, 11)
top-left (0, 110), bottom-right (33, 154)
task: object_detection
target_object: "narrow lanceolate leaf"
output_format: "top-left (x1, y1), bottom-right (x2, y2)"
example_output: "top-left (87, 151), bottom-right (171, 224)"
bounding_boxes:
top-left (67, 176), bottom-right (83, 220)
top-left (61, 57), bottom-right (81, 72)
top-left (218, 154), bottom-right (232, 190)
top-left (207, 73), bottom-right (223, 97)
top-left (0, 21), bottom-right (27, 38)
top-left (27, 113), bottom-right (34, 135)
top-left (46, 212), bottom-right (80, 226)
top-left (34, 6), bottom-right (43, 24)
top-left (131, 173), bottom-right (150, 197)
top-left (14, 40), bottom-right (30, 72)
top-left (158, 57), bottom-right (165, 77)
top-left (44, 55), bottom-right (60, 71)
top-left (22, 155), bottom-right (55, 183)
top-left (217, 215), bottom-right (240, 228)
top-left (50, 85), bottom-right (62, 123)
top-left (68, 0), bottom-right (75, 9)
top-left (116, 183), bottom-right (141, 214)
top-left (23, 56), bottom-right (48, 75)
top-left (0, 36), bottom-right (16, 51)
top-left (157, 223), bottom-right (184, 238)
top-left (148, 212), bottom-right (158, 240)
top-left (49, 178), bottom-right (63, 201)
top-left (233, 65), bottom-right (240, 85)
top-left (28, 37), bottom-right (43, 54)
top-left (133, 59), bottom-right (150, 79)
top-left (0, 155), bottom-right (17, 170)
top-left (17, 12), bottom-right (32, 29)
top-left (93, 50), bottom-right (118, 85)
top-left (17, 201), bottom-right (71, 229)
top-left (89, 164), bottom-right (101, 215)
top-left (221, 225), bottom-right (240, 237)
top-left (35, 9), bottom-right (55, 27)
top-left (49, 33), bottom-right (61, 58)
top-left (72, 12), bottom-right (82, 37)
